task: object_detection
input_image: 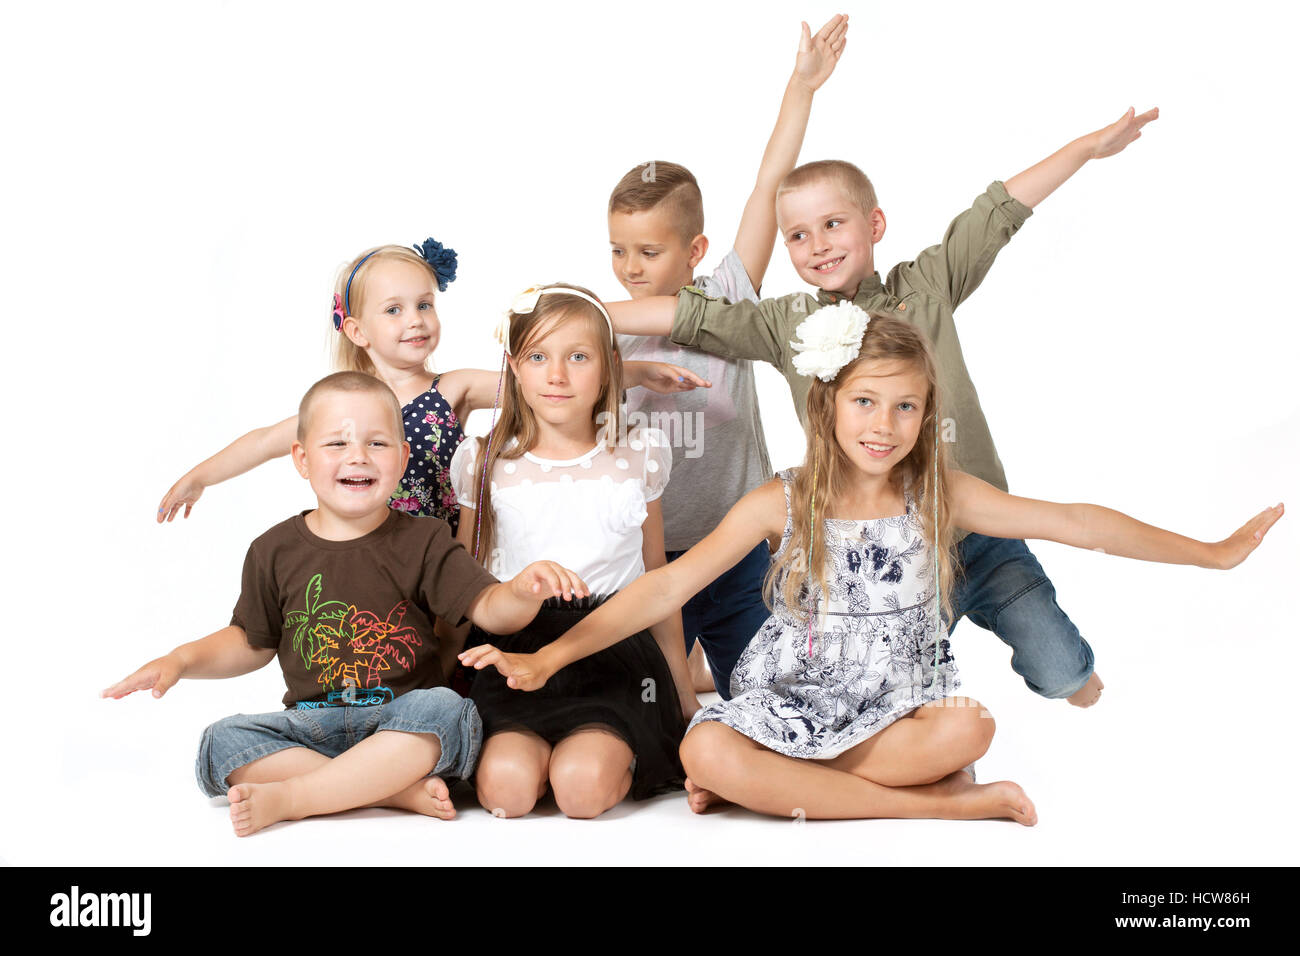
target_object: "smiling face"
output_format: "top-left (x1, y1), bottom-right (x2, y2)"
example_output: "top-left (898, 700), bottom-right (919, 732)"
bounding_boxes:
top-left (342, 257), bottom-right (441, 373)
top-left (508, 310), bottom-right (608, 434)
top-left (608, 208), bottom-right (704, 299)
top-left (292, 388), bottom-right (409, 529)
top-left (833, 359), bottom-right (929, 478)
top-left (778, 180), bottom-right (885, 295)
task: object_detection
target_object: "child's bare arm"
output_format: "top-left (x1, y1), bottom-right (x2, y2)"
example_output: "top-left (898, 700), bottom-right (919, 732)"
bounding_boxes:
top-left (1004, 107), bottom-right (1159, 210)
top-left (465, 561), bottom-right (590, 636)
top-left (157, 415), bottom-right (298, 523)
top-left (949, 470), bottom-right (1282, 569)
top-left (641, 498), bottom-right (702, 719)
top-left (102, 625), bottom-right (276, 699)
top-left (460, 479), bottom-right (785, 690)
top-left (607, 296), bottom-right (678, 337)
top-left (733, 14), bottom-right (849, 291)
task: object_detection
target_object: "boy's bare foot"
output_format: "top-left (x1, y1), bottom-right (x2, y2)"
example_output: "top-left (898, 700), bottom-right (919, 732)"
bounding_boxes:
top-left (932, 769), bottom-right (1038, 826)
top-left (377, 775), bottom-right (457, 820)
top-left (688, 642), bottom-right (716, 694)
top-left (684, 777), bottom-right (729, 813)
top-left (228, 782), bottom-right (295, 837)
top-left (1067, 672), bottom-right (1104, 708)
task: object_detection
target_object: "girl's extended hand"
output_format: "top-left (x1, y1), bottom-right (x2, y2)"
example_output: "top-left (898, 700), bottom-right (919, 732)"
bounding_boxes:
top-left (102, 654), bottom-right (184, 700)
top-left (157, 473), bottom-right (205, 523)
top-left (1209, 503), bottom-right (1284, 570)
top-left (636, 362), bottom-right (712, 394)
top-left (512, 562), bottom-right (589, 602)
top-left (458, 645), bottom-right (550, 691)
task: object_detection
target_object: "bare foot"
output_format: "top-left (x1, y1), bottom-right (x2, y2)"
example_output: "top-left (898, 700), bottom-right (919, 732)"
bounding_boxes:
top-left (375, 775), bottom-right (457, 820)
top-left (228, 782), bottom-right (295, 837)
top-left (688, 642), bottom-right (716, 694)
top-left (1068, 672), bottom-right (1104, 708)
top-left (932, 769), bottom-right (1038, 826)
top-left (684, 777), bottom-right (730, 814)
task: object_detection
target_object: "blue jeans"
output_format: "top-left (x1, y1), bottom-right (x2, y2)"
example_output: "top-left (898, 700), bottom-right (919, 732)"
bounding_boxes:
top-left (194, 687), bottom-right (482, 797)
top-left (666, 539), bottom-right (772, 700)
top-left (949, 533), bottom-right (1095, 699)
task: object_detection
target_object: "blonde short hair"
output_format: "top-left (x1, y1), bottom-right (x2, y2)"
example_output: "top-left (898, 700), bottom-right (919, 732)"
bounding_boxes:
top-left (778, 159), bottom-right (879, 219)
top-left (297, 371), bottom-right (405, 443)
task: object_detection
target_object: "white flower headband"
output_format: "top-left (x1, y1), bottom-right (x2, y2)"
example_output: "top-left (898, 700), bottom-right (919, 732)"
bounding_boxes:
top-left (790, 299), bottom-right (871, 381)
top-left (495, 284), bottom-right (616, 355)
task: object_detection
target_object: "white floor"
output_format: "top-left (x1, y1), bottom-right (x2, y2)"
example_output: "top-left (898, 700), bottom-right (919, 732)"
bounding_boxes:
top-left (11, 591), bottom-right (1296, 867)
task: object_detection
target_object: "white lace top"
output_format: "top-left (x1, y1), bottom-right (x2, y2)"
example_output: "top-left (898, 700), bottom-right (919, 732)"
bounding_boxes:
top-left (449, 426), bottom-right (672, 595)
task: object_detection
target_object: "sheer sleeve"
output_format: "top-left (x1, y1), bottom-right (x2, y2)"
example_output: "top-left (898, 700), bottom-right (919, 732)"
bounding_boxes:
top-left (640, 426), bottom-right (672, 502)
top-left (449, 438), bottom-right (481, 509)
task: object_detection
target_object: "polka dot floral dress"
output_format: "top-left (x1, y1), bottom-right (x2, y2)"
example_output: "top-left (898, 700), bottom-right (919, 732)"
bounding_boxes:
top-left (388, 376), bottom-right (465, 532)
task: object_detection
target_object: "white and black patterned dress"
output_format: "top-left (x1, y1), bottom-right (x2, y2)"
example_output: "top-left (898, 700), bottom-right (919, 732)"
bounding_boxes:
top-left (687, 470), bottom-right (959, 759)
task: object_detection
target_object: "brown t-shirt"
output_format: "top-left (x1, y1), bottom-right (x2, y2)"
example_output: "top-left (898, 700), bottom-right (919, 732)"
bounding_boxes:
top-left (231, 510), bottom-right (499, 709)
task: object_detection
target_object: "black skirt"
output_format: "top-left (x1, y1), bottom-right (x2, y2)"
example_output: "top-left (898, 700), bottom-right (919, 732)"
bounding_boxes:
top-left (464, 595), bottom-right (685, 799)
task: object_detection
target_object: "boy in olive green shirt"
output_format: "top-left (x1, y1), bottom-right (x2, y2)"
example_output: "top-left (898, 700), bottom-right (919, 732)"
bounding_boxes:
top-left (612, 106), bottom-right (1159, 707)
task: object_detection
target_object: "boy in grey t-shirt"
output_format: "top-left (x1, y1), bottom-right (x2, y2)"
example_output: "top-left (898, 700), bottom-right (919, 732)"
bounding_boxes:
top-left (606, 15), bottom-right (848, 695)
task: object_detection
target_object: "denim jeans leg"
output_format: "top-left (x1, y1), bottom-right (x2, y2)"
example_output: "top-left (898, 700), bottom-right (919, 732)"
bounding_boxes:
top-left (952, 533), bottom-right (1095, 699)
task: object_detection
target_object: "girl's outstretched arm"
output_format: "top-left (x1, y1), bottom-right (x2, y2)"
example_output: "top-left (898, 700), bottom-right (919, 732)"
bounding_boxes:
top-left (156, 414), bottom-right (298, 523)
top-left (460, 478), bottom-right (787, 690)
top-left (641, 498), bottom-right (703, 721)
top-left (102, 625), bottom-right (276, 699)
top-left (949, 471), bottom-right (1283, 569)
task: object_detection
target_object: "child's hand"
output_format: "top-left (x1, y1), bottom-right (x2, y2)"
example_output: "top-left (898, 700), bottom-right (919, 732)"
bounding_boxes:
top-left (793, 14), bottom-right (849, 93)
top-left (102, 654), bottom-right (184, 700)
top-left (638, 362), bottom-right (712, 394)
top-left (458, 645), bottom-right (551, 691)
top-left (157, 473), bottom-right (205, 523)
top-left (1208, 503), bottom-right (1284, 570)
top-left (1089, 106), bottom-right (1159, 160)
top-left (512, 562), bottom-right (589, 602)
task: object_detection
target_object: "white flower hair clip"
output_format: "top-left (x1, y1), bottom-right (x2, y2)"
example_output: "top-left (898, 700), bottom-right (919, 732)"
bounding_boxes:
top-left (790, 300), bottom-right (871, 381)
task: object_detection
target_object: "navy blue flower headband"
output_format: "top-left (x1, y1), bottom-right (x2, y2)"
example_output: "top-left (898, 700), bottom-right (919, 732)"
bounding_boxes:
top-left (332, 237), bottom-right (459, 330)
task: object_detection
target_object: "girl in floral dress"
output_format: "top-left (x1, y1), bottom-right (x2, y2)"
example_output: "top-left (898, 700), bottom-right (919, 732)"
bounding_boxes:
top-left (462, 310), bottom-right (1282, 824)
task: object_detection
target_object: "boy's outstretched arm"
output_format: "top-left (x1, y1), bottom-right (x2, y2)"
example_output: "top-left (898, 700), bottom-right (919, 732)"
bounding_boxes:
top-left (1004, 106), bottom-right (1159, 210)
top-left (157, 415), bottom-right (298, 523)
top-left (102, 625), bottom-right (276, 699)
top-left (949, 470), bottom-right (1283, 569)
top-left (733, 14), bottom-right (849, 291)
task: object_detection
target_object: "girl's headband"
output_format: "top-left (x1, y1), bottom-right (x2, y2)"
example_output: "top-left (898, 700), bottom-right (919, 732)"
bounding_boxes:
top-left (331, 237), bottom-right (459, 331)
top-left (496, 285), bottom-right (615, 355)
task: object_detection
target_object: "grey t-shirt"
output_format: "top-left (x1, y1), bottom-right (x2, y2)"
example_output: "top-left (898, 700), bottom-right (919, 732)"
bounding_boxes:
top-left (617, 248), bottom-right (773, 551)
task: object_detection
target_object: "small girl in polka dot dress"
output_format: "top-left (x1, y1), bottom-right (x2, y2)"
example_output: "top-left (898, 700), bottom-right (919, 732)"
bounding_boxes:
top-left (156, 239), bottom-right (708, 535)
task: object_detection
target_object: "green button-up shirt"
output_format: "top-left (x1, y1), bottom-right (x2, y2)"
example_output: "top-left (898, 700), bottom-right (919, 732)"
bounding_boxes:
top-left (670, 180), bottom-right (1032, 496)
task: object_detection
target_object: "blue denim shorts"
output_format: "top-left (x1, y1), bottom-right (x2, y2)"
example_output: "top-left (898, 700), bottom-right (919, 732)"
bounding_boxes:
top-left (667, 539), bottom-right (771, 700)
top-left (194, 687), bottom-right (482, 798)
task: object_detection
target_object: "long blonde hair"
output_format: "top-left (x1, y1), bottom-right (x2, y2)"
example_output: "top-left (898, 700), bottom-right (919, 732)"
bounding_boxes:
top-left (468, 283), bottom-right (624, 566)
top-left (331, 245), bottom-right (442, 375)
top-left (766, 313), bottom-right (958, 624)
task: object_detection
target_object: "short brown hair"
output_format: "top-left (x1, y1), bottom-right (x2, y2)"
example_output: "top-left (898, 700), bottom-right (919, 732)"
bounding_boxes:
top-left (608, 160), bottom-right (705, 246)
top-left (297, 371), bottom-right (404, 443)
top-left (778, 159), bottom-right (879, 220)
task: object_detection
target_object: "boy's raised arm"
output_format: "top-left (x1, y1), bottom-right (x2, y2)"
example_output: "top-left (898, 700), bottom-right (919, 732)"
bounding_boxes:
top-left (732, 14), bottom-right (848, 291)
top-left (1004, 106), bottom-right (1159, 210)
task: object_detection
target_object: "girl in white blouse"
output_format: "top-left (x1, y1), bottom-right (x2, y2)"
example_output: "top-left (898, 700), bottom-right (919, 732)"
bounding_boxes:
top-left (450, 283), bottom-right (699, 818)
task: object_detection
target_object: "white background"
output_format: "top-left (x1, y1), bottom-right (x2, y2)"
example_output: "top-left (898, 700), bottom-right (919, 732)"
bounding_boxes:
top-left (2, 0), bottom-right (1297, 865)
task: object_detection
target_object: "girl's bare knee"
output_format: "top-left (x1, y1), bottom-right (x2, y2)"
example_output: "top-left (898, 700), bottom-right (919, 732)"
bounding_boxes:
top-left (680, 721), bottom-right (736, 786)
top-left (474, 758), bottom-right (544, 818)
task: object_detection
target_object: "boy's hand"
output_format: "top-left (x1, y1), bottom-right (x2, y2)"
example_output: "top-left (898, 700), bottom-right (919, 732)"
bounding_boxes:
top-left (1090, 106), bottom-right (1159, 160)
top-left (637, 362), bottom-right (712, 394)
top-left (102, 653), bottom-right (185, 699)
top-left (512, 562), bottom-right (589, 602)
top-left (458, 644), bottom-right (552, 691)
top-left (1208, 503), bottom-right (1284, 570)
top-left (793, 14), bottom-right (849, 92)
top-left (157, 473), bottom-right (205, 523)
